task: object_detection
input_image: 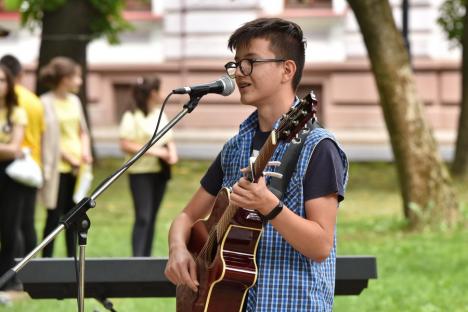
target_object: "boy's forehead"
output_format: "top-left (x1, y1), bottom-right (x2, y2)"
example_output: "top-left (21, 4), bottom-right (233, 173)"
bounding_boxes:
top-left (234, 37), bottom-right (274, 59)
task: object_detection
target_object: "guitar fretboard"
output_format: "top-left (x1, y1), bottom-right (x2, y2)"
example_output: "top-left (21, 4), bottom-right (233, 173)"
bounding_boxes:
top-left (215, 131), bottom-right (277, 240)
top-left (197, 132), bottom-right (278, 262)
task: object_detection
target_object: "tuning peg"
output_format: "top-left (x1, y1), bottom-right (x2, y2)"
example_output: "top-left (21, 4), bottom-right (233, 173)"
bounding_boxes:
top-left (291, 133), bottom-right (301, 144)
top-left (263, 171), bottom-right (283, 179)
top-left (310, 91), bottom-right (316, 100)
top-left (267, 161), bottom-right (281, 167)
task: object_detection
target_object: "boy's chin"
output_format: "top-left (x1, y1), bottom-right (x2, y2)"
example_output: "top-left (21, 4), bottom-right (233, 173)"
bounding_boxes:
top-left (239, 94), bottom-right (257, 107)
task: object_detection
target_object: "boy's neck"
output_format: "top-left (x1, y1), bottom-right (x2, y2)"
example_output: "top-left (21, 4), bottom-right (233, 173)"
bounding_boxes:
top-left (256, 92), bottom-right (295, 132)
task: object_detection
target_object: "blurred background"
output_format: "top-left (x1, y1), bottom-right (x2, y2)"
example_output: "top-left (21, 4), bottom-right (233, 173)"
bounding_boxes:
top-left (0, 1), bottom-right (467, 311)
top-left (0, 0), bottom-right (461, 160)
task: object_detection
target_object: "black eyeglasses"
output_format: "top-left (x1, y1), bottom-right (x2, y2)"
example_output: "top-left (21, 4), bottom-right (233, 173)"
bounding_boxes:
top-left (224, 58), bottom-right (286, 78)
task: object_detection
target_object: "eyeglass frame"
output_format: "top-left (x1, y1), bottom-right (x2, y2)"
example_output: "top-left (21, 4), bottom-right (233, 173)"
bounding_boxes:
top-left (224, 58), bottom-right (286, 78)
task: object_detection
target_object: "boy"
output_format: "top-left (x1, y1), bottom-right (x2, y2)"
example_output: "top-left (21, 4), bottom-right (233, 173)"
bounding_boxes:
top-left (165, 18), bottom-right (348, 311)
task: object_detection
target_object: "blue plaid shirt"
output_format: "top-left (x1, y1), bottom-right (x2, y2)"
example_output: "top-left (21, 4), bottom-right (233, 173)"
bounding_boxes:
top-left (220, 110), bottom-right (348, 312)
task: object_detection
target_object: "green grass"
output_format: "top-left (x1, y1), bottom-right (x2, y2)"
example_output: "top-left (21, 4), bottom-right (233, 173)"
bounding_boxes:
top-left (1, 160), bottom-right (467, 311)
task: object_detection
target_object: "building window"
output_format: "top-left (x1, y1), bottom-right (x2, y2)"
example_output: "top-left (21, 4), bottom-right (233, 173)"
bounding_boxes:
top-left (124, 0), bottom-right (152, 11)
top-left (285, 0), bottom-right (332, 9)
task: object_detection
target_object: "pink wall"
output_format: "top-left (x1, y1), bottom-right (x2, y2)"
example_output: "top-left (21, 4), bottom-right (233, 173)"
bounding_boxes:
top-left (21, 57), bottom-right (461, 144)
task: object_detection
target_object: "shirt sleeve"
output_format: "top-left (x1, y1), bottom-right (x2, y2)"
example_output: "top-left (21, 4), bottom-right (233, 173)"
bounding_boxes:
top-left (119, 111), bottom-right (135, 140)
top-left (160, 112), bottom-right (173, 141)
top-left (72, 95), bottom-right (88, 134)
top-left (200, 152), bottom-right (224, 196)
top-left (155, 112), bottom-right (173, 146)
top-left (12, 106), bottom-right (28, 127)
top-left (303, 138), bottom-right (345, 202)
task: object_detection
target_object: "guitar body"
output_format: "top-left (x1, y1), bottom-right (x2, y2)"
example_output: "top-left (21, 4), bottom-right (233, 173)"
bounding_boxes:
top-left (177, 187), bottom-right (264, 312)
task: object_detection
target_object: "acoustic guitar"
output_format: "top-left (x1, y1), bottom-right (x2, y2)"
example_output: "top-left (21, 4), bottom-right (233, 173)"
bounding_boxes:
top-left (177, 92), bottom-right (318, 312)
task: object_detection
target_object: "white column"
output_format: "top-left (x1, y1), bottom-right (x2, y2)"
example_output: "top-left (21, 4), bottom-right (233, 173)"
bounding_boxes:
top-left (152, 0), bottom-right (164, 15)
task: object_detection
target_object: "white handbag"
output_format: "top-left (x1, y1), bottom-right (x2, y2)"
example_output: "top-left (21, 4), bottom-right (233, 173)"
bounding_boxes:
top-left (5, 148), bottom-right (43, 188)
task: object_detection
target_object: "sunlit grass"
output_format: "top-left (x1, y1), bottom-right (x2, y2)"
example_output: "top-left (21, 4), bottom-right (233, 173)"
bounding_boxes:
top-left (2, 160), bottom-right (467, 311)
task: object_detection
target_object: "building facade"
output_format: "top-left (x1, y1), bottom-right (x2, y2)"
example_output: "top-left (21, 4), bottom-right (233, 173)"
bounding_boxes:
top-left (0, 0), bottom-right (461, 159)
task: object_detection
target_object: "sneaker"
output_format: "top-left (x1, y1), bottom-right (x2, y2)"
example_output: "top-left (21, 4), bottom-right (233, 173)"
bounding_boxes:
top-left (0, 292), bottom-right (12, 306)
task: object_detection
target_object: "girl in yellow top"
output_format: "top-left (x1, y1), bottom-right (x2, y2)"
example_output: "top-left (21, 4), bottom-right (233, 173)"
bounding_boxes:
top-left (0, 65), bottom-right (27, 290)
top-left (1, 54), bottom-right (46, 257)
top-left (39, 57), bottom-right (92, 258)
top-left (119, 76), bottom-right (178, 257)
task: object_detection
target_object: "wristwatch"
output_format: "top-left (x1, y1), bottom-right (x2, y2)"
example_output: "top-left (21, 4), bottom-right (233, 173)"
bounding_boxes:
top-left (262, 200), bottom-right (284, 221)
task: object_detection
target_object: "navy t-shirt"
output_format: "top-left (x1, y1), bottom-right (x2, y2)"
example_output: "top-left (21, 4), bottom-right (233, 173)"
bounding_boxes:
top-left (201, 129), bottom-right (345, 202)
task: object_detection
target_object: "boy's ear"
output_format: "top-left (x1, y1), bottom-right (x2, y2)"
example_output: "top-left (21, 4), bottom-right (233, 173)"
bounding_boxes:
top-left (282, 60), bottom-right (296, 84)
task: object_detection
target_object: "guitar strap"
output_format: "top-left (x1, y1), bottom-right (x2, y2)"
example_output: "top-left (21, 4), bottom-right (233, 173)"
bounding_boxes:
top-left (268, 119), bottom-right (321, 200)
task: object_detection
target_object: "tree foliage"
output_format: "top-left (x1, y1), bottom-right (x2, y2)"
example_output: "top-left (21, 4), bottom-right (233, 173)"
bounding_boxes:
top-left (438, 0), bottom-right (466, 46)
top-left (15, 0), bottom-right (132, 43)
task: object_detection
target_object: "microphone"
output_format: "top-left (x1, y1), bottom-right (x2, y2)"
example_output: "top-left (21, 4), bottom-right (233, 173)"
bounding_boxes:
top-left (172, 74), bottom-right (235, 96)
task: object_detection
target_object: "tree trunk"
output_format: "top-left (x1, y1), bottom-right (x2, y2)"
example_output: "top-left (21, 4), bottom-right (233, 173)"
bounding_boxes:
top-left (451, 0), bottom-right (468, 179)
top-left (347, 0), bottom-right (459, 227)
top-left (35, 0), bottom-right (98, 139)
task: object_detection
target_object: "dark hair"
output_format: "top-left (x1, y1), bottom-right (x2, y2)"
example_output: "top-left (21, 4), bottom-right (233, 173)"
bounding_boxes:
top-left (228, 18), bottom-right (306, 90)
top-left (0, 54), bottom-right (22, 78)
top-left (132, 76), bottom-right (161, 116)
top-left (39, 56), bottom-right (80, 89)
top-left (0, 65), bottom-right (18, 130)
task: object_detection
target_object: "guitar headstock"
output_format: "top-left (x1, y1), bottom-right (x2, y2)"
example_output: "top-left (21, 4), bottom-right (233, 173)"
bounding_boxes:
top-left (276, 91), bottom-right (318, 142)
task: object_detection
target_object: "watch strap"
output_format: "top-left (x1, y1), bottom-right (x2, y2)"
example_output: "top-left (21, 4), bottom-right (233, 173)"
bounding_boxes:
top-left (262, 200), bottom-right (284, 221)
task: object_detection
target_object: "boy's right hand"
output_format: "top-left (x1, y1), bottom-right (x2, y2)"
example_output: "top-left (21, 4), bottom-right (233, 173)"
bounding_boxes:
top-left (164, 246), bottom-right (199, 292)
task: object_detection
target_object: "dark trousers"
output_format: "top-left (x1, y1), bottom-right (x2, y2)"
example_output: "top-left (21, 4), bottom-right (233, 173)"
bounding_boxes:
top-left (0, 161), bottom-right (23, 279)
top-left (42, 173), bottom-right (77, 258)
top-left (15, 185), bottom-right (38, 256)
top-left (129, 172), bottom-right (167, 257)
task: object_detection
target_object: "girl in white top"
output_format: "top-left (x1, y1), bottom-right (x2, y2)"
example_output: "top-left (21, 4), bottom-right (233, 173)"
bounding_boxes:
top-left (119, 76), bottom-right (177, 257)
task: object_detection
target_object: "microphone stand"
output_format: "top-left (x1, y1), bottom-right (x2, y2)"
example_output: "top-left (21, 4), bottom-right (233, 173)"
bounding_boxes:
top-left (0, 93), bottom-right (203, 311)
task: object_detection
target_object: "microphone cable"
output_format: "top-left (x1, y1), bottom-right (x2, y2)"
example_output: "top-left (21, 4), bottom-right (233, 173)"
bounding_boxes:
top-left (92, 91), bottom-right (174, 191)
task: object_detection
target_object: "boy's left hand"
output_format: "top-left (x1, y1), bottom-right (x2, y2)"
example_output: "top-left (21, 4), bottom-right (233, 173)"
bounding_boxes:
top-left (230, 176), bottom-right (279, 216)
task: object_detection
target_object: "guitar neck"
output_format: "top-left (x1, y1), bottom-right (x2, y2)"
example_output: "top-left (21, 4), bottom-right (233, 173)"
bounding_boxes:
top-left (213, 132), bottom-right (276, 241)
top-left (251, 131), bottom-right (277, 182)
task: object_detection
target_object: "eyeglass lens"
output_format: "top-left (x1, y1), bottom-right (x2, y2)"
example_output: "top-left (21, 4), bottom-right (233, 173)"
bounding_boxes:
top-left (226, 59), bottom-right (252, 77)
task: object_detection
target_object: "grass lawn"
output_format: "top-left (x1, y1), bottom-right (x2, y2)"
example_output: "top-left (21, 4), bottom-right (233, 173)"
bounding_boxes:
top-left (2, 159), bottom-right (467, 311)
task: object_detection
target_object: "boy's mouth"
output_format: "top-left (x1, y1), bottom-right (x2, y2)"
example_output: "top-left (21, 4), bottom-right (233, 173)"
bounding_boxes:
top-left (238, 82), bottom-right (251, 90)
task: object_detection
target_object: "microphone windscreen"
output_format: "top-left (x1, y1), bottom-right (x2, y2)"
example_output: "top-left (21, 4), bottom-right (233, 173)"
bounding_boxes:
top-left (220, 74), bottom-right (235, 96)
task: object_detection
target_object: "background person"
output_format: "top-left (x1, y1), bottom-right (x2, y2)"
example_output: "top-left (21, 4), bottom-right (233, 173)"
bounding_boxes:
top-left (119, 76), bottom-right (178, 257)
top-left (0, 54), bottom-right (45, 256)
top-left (0, 65), bottom-right (26, 291)
top-left (39, 57), bottom-right (92, 258)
